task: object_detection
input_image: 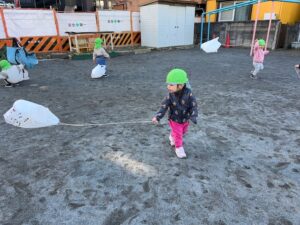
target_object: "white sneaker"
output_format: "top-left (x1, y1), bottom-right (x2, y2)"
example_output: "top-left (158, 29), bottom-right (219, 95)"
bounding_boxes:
top-left (169, 134), bottom-right (175, 147)
top-left (175, 147), bottom-right (187, 158)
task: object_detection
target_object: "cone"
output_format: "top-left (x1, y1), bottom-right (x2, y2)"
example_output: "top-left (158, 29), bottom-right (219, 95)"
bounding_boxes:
top-left (225, 33), bottom-right (230, 48)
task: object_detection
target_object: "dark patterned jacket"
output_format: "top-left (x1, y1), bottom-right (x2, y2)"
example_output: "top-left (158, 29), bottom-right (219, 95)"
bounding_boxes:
top-left (155, 86), bottom-right (198, 124)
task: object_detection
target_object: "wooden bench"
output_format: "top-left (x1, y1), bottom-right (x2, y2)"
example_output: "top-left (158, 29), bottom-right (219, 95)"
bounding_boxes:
top-left (66, 32), bottom-right (114, 53)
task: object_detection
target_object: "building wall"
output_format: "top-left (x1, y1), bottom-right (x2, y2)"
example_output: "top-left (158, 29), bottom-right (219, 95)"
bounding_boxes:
top-left (206, 0), bottom-right (217, 22)
top-left (127, 0), bottom-right (140, 11)
top-left (251, 2), bottom-right (281, 21)
top-left (195, 20), bottom-right (280, 49)
top-left (251, 2), bottom-right (300, 24)
top-left (130, 0), bottom-right (200, 12)
top-left (279, 2), bottom-right (300, 24)
top-left (206, 0), bottom-right (300, 24)
top-left (140, 4), bottom-right (158, 47)
top-left (278, 22), bottom-right (300, 48)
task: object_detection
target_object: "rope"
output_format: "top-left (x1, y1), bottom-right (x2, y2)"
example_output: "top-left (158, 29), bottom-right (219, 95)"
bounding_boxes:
top-left (59, 120), bottom-right (154, 127)
top-left (295, 67), bottom-right (300, 78)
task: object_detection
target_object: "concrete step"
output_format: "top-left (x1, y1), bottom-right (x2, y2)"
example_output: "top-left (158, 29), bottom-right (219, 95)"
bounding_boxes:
top-left (134, 48), bottom-right (152, 54)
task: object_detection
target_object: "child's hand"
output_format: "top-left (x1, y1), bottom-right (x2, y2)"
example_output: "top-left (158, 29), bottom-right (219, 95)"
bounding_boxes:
top-left (93, 59), bottom-right (96, 64)
top-left (152, 117), bottom-right (159, 124)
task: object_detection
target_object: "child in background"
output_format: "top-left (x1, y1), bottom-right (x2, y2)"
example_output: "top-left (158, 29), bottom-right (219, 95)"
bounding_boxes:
top-left (0, 60), bottom-right (12, 87)
top-left (152, 69), bottom-right (198, 159)
top-left (0, 60), bottom-right (29, 87)
top-left (93, 38), bottom-right (110, 77)
top-left (250, 39), bottom-right (269, 79)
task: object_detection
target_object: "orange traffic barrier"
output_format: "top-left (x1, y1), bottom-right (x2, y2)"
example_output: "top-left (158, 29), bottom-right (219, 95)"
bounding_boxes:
top-left (225, 33), bottom-right (230, 48)
top-left (0, 32), bottom-right (141, 54)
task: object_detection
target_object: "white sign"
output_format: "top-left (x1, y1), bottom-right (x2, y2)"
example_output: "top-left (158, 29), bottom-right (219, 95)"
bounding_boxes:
top-left (263, 13), bottom-right (276, 20)
top-left (57, 12), bottom-right (98, 35)
top-left (99, 11), bottom-right (131, 32)
top-left (4, 9), bottom-right (57, 38)
top-left (132, 12), bottom-right (140, 32)
top-left (0, 15), bottom-right (6, 38)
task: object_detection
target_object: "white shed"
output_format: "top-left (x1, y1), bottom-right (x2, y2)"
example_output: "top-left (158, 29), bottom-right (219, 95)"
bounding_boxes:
top-left (140, 0), bottom-right (196, 48)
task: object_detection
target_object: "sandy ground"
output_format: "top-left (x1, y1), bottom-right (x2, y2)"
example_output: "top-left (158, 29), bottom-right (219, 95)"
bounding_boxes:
top-left (1, 48), bottom-right (300, 225)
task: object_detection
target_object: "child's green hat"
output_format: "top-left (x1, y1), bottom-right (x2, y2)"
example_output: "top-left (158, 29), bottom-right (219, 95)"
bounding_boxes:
top-left (166, 68), bottom-right (188, 84)
top-left (94, 38), bottom-right (103, 49)
top-left (258, 39), bottom-right (266, 46)
top-left (0, 60), bottom-right (12, 71)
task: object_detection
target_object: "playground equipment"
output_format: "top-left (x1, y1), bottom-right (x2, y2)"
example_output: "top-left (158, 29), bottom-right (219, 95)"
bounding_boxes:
top-left (199, 0), bottom-right (300, 55)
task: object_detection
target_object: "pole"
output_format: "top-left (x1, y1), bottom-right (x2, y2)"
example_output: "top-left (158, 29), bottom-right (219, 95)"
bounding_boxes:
top-left (207, 14), bottom-right (211, 42)
top-left (250, 0), bottom-right (261, 56)
top-left (0, 8), bottom-right (9, 38)
top-left (265, 0), bottom-right (275, 50)
top-left (52, 9), bottom-right (62, 52)
top-left (130, 10), bottom-right (134, 48)
top-left (95, 9), bottom-right (100, 32)
top-left (200, 13), bottom-right (204, 49)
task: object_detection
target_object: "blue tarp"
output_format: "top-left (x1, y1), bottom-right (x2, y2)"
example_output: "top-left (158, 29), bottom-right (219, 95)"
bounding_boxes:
top-left (7, 47), bottom-right (38, 69)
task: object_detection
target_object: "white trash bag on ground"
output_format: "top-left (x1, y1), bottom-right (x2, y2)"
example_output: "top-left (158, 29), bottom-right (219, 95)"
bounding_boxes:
top-left (201, 37), bottom-right (222, 53)
top-left (91, 65), bottom-right (106, 78)
top-left (4, 100), bottom-right (60, 128)
top-left (0, 64), bottom-right (29, 84)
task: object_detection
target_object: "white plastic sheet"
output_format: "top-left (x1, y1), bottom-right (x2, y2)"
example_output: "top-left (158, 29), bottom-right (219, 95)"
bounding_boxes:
top-left (91, 65), bottom-right (106, 78)
top-left (0, 65), bottom-right (29, 84)
top-left (57, 13), bottom-right (98, 35)
top-left (4, 9), bottom-right (57, 38)
top-left (201, 37), bottom-right (222, 53)
top-left (4, 100), bottom-right (60, 128)
top-left (99, 11), bottom-right (131, 32)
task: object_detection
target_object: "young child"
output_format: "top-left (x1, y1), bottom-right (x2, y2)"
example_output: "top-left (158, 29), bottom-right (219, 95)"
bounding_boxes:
top-left (152, 69), bottom-right (198, 158)
top-left (0, 60), bottom-right (12, 87)
top-left (0, 60), bottom-right (29, 87)
top-left (93, 38), bottom-right (110, 77)
top-left (250, 39), bottom-right (269, 79)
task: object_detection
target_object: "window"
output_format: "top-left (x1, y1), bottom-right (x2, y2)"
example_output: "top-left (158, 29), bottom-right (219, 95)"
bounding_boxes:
top-left (234, 4), bottom-right (251, 21)
top-left (218, 1), bottom-right (235, 21)
top-left (218, 1), bottom-right (251, 22)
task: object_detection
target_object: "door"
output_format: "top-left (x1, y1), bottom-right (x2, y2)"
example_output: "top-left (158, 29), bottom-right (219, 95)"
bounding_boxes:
top-left (184, 6), bottom-right (195, 45)
top-left (174, 6), bottom-right (186, 46)
top-left (157, 4), bottom-right (176, 47)
top-left (168, 5), bottom-right (178, 46)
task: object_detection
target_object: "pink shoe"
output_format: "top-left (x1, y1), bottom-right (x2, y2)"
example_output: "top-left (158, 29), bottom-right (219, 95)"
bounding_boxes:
top-left (175, 147), bottom-right (187, 158)
top-left (169, 134), bottom-right (175, 147)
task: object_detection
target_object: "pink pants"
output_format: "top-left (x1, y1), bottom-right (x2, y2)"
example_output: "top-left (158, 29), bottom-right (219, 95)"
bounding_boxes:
top-left (169, 120), bottom-right (189, 148)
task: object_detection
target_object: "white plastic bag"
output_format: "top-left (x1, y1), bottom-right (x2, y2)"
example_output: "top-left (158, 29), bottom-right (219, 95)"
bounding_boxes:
top-left (0, 64), bottom-right (29, 84)
top-left (201, 37), bottom-right (222, 53)
top-left (91, 65), bottom-right (106, 78)
top-left (3, 100), bottom-right (60, 128)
